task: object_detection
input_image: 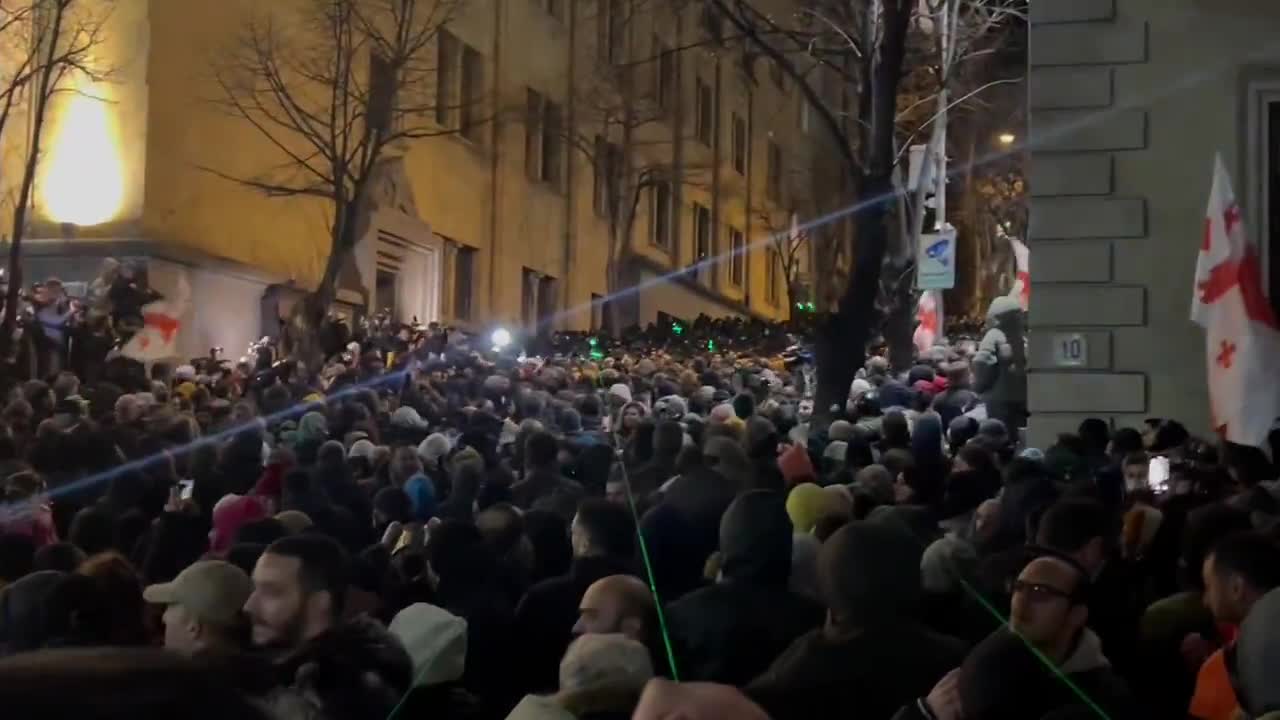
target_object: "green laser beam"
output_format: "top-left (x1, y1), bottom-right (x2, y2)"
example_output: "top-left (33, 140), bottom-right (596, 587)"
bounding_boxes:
top-left (614, 441), bottom-right (682, 682)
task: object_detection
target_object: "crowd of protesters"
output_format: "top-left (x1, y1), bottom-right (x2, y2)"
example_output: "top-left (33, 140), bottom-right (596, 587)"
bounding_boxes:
top-left (0, 300), bottom-right (1279, 720)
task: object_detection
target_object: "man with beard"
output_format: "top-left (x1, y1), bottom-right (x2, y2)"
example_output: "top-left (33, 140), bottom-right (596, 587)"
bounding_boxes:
top-left (245, 535), bottom-right (413, 720)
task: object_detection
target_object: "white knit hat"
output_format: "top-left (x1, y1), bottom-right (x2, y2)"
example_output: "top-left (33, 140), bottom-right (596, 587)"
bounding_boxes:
top-left (608, 383), bottom-right (632, 403)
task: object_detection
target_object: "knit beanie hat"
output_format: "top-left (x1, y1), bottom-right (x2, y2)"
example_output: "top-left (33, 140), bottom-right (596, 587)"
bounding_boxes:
top-left (709, 404), bottom-right (737, 423)
top-left (853, 464), bottom-right (895, 505)
top-left (786, 482), bottom-right (831, 533)
top-left (608, 383), bottom-right (632, 403)
top-left (417, 433), bottom-right (452, 466)
top-left (828, 420), bottom-right (856, 442)
top-left (778, 443), bottom-right (816, 486)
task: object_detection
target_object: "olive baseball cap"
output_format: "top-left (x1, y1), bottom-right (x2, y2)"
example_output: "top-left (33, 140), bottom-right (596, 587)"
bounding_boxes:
top-left (143, 560), bottom-right (253, 626)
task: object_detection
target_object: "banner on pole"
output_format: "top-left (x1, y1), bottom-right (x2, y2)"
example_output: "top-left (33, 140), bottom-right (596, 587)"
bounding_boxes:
top-left (917, 225), bottom-right (957, 290)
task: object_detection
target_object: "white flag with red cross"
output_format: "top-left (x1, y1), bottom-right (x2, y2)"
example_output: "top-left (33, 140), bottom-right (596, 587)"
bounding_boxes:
top-left (914, 290), bottom-right (943, 355)
top-left (122, 274), bottom-right (190, 362)
top-left (1009, 237), bottom-right (1030, 311)
top-left (1191, 154), bottom-right (1280, 447)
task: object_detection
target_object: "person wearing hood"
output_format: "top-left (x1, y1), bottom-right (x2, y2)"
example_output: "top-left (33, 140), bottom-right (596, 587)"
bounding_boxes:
top-left (425, 520), bottom-right (518, 708)
top-left (665, 491), bottom-right (823, 685)
top-left (244, 534), bottom-right (413, 720)
top-left (389, 602), bottom-right (484, 719)
top-left (747, 521), bottom-right (966, 720)
top-left (292, 411), bottom-right (329, 467)
top-left (629, 421), bottom-right (684, 498)
top-left (515, 499), bottom-right (638, 694)
top-left (1234, 587), bottom-right (1280, 720)
top-left (507, 633), bottom-right (653, 720)
top-left (511, 431), bottom-right (584, 521)
top-left (931, 363), bottom-right (977, 428)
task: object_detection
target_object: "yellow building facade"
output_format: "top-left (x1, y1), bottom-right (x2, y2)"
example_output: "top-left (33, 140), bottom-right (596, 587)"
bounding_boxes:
top-left (21, 0), bottom-right (828, 358)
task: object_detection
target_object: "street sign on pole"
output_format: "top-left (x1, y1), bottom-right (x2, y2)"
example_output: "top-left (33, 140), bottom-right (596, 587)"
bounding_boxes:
top-left (917, 225), bottom-right (957, 290)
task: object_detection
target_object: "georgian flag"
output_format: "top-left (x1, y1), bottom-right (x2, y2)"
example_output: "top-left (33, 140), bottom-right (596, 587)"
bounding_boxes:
top-left (1190, 154), bottom-right (1280, 447)
top-left (1009, 237), bottom-right (1030, 311)
top-left (914, 290), bottom-right (943, 355)
top-left (122, 274), bottom-right (190, 362)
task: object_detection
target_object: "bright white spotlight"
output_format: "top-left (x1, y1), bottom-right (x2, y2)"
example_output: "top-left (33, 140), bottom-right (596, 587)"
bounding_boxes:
top-left (491, 328), bottom-right (512, 350)
top-left (998, 132), bottom-right (1016, 146)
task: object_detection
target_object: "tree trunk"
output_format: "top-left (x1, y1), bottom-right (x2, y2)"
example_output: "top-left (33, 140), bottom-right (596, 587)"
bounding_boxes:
top-left (285, 196), bottom-right (360, 368)
top-left (815, 170), bottom-right (894, 417)
top-left (1, 6), bottom-right (67, 364)
top-left (813, 0), bottom-right (911, 421)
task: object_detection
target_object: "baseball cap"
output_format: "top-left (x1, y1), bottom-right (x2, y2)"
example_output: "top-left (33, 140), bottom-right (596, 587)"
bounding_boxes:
top-left (143, 560), bottom-right (253, 626)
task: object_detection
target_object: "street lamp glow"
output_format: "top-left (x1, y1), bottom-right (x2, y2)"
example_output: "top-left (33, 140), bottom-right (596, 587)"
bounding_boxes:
top-left (42, 85), bottom-right (126, 226)
top-left (998, 132), bottom-right (1017, 146)
top-left (491, 328), bottom-right (512, 350)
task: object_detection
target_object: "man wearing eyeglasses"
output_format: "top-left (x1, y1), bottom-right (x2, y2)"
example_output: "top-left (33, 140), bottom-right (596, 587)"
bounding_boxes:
top-left (1007, 556), bottom-right (1138, 717)
top-left (1009, 556), bottom-right (1095, 662)
top-left (906, 555), bottom-right (1138, 720)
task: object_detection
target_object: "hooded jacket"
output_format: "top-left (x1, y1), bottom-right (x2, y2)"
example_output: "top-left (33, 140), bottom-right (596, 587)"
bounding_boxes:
top-left (271, 616), bottom-right (414, 720)
top-left (665, 490), bottom-right (824, 685)
top-left (748, 522), bottom-right (967, 720)
top-left (388, 603), bottom-right (484, 719)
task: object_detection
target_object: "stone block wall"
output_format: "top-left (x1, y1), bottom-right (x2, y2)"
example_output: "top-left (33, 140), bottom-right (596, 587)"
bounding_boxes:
top-left (1026, 0), bottom-right (1153, 447)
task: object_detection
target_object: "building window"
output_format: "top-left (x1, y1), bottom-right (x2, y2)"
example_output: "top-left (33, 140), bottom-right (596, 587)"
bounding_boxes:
top-left (368, 52), bottom-right (395, 137)
top-left (453, 245), bottom-right (475, 321)
top-left (460, 43), bottom-right (484, 142)
top-left (542, 101), bottom-right (563, 185)
top-left (731, 113), bottom-right (746, 174)
top-left (692, 203), bottom-right (712, 281)
top-left (375, 268), bottom-right (398, 317)
top-left (766, 246), bottom-right (780, 304)
top-left (766, 140), bottom-right (782, 202)
top-left (729, 226), bottom-right (745, 287)
top-left (525, 90), bottom-right (562, 186)
top-left (593, 135), bottom-right (621, 217)
top-left (695, 77), bottom-right (714, 147)
top-left (537, 275), bottom-right (558, 328)
top-left (651, 181), bottom-right (672, 249)
top-left (597, 0), bottom-right (621, 65)
top-left (655, 37), bottom-right (675, 111)
top-left (522, 268), bottom-right (539, 328)
top-left (435, 30), bottom-right (457, 127)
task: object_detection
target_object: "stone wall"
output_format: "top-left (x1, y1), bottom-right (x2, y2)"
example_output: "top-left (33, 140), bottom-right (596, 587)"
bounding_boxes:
top-left (1027, 0), bottom-right (1152, 447)
top-left (1028, 0), bottom-right (1280, 447)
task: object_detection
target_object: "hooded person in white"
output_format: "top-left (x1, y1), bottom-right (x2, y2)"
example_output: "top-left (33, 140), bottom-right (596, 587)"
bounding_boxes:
top-left (388, 603), bottom-right (481, 716)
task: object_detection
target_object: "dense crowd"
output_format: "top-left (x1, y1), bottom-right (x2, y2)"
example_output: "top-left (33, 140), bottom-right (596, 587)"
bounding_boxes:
top-left (1, 298), bottom-right (1279, 720)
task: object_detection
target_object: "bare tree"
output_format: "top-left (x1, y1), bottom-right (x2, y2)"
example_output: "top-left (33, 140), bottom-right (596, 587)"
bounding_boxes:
top-left (883, 0), bottom-right (1023, 366)
top-left (1, 0), bottom-right (111, 357)
top-left (757, 207), bottom-right (810, 310)
top-left (559, 0), bottom-right (715, 334)
top-left (709, 0), bottom-right (911, 416)
top-left (709, 0), bottom-right (1021, 414)
top-left (206, 0), bottom-right (467, 363)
